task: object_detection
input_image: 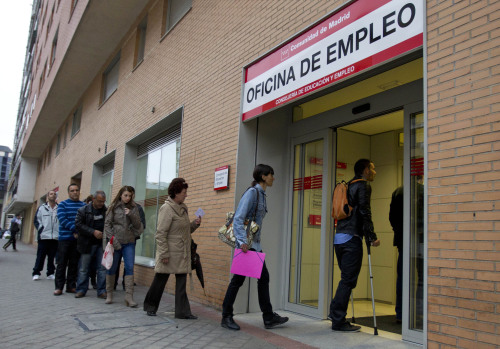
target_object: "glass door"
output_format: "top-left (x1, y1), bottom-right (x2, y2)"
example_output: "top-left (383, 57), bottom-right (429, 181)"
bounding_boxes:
top-left (286, 130), bottom-right (333, 318)
top-left (403, 103), bottom-right (425, 345)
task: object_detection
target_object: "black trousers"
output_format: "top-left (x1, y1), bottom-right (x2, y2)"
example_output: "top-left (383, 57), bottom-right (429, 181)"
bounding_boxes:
top-left (329, 237), bottom-right (363, 327)
top-left (222, 259), bottom-right (273, 321)
top-left (54, 240), bottom-right (80, 291)
top-left (143, 273), bottom-right (192, 317)
top-left (3, 233), bottom-right (17, 250)
top-left (32, 239), bottom-right (58, 276)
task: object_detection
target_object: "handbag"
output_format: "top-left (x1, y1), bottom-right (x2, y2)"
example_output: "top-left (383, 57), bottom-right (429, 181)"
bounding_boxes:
top-left (101, 236), bottom-right (115, 270)
top-left (218, 188), bottom-right (260, 248)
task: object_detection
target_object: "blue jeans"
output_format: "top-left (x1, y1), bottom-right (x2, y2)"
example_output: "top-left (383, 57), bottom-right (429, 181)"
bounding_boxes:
top-left (76, 244), bottom-right (106, 296)
top-left (107, 243), bottom-right (136, 276)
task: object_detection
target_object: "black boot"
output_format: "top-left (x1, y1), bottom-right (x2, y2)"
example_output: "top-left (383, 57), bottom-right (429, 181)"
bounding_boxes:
top-left (221, 315), bottom-right (240, 330)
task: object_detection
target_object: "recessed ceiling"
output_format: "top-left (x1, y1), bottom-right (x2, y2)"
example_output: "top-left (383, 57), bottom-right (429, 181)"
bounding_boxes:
top-left (340, 110), bottom-right (403, 135)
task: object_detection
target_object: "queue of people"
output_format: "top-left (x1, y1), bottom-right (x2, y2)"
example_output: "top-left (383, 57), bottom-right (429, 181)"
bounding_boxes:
top-left (23, 158), bottom-right (399, 333)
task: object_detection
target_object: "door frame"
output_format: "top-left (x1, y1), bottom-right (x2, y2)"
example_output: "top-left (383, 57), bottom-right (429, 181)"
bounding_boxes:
top-left (402, 101), bottom-right (425, 345)
top-left (284, 79), bottom-right (424, 344)
top-left (284, 129), bottom-right (334, 318)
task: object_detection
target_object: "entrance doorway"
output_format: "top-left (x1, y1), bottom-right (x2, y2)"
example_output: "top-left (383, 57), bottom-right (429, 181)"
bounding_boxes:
top-left (286, 105), bottom-right (424, 343)
top-left (333, 110), bottom-right (404, 334)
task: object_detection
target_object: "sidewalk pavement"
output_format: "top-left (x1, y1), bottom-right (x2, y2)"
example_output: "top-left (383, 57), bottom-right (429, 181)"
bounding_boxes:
top-left (0, 242), bottom-right (420, 349)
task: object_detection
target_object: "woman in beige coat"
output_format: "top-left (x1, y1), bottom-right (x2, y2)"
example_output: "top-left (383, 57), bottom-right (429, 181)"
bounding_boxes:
top-left (143, 178), bottom-right (201, 318)
top-left (104, 185), bottom-right (143, 306)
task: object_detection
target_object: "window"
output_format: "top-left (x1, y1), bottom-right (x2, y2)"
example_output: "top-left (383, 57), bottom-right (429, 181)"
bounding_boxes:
top-left (47, 145), bottom-right (52, 165)
top-left (134, 125), bottom-right (181, 262)
top-left (46, 4), bottom-right (54, 39)
top-left (162, 0), bottom-right (191, 35)
top-left (71, 0), bottom-right (79, 16)
top-left (55, 133), bottom-right (61, 156)
top-left (101, 160), bottom-right (114, 206)
top-left (71, 106), bottom-right (82, 137)
top-left (101, 53), bottom-right (120, 103)
top-left (50, 28), bottom-right (58, 67)
top-left (134, 17), bottom-right (147, 67)
top-left (39, 61), bottom-right (47, 92)
top-left (63, 123), bottom-right (68, 148)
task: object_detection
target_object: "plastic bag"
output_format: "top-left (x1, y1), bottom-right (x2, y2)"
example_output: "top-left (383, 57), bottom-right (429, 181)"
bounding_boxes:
top-left (101, 236), bottom-right (114, 270)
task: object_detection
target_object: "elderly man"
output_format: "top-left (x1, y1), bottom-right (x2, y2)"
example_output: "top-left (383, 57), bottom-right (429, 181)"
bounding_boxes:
top-left (32, 190), bottom-right (59, 280)
top-left (74, 191), bottom-right (108, 299)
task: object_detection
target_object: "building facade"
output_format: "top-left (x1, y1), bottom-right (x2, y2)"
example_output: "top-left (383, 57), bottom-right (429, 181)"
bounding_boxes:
top-left (0, 145), bottom-right (12, 227)
top-left (6, 0), bottom-right (498, 347)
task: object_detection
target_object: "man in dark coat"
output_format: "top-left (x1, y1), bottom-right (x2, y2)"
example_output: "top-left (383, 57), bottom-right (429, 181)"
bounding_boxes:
top-left (329, 159), bottom-right (380, 332)
top-left (74, 191), bottom-right (107, 298)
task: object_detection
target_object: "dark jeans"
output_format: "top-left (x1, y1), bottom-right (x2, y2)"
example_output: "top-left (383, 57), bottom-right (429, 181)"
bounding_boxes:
top-left (396, 245), bottom-right (403, 320)
top-left (76, 244), bottom-right (106, 296)
top-left (222, 257), bottom-right (273, 322)
top-left (143, 273), bottom-right (192, 317)
top-left (329, 237), bottom-right (363, 327)
top-left (32, 239), bottom-right (58, 276)
top-left (54, 240), bottom-right (80, 291)
top-left (3, 233), bottom-right (17, 250)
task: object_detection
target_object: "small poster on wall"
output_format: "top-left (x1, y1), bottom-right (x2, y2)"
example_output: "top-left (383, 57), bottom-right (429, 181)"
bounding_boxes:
top-left (214, 165), bottom-right (229, 191)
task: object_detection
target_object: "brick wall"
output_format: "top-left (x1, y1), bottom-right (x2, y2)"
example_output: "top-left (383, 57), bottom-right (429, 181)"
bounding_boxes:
top-left (427, 0), bottom-right (499, 347)
top-left (31, 0), bottom-right (345, 310)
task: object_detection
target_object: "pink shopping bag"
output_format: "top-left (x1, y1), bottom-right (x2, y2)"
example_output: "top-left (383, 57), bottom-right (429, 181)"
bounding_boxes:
top-left (230, 249), bottom-right (266, 279)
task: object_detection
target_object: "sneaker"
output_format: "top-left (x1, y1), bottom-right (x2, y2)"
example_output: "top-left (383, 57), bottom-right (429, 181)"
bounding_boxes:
top-left (47, 274), bottom-right (55, 280)
top-left (332, 321), bottom-right (361, 332)
top-left (32, 275), bottom-right (40, 281)
top-left (264, 312), bottom-right (289, 329)
top-left (221, 315), bottom-right (240, 330)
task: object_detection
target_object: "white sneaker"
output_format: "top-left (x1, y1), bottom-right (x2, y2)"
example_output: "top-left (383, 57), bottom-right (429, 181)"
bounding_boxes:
top-left (47, 274), bottom-right (55, 280)
top-left (32, 275), bottom-right (40, 281)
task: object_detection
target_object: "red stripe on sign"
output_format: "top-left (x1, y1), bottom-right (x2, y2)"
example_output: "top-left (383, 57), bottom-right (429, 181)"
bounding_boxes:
top-left (242, 33), bottom-right (423, 122)
top-left (245, 0), bottom-right (391, 82)
top-left (293, 175), bottom-right (323, 191)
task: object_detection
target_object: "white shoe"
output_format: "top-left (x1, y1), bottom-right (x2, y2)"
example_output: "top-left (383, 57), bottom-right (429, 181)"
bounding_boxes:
top-left (47, 274), bottom-right (55, 280)
top-left (33, 275), bottom-right (40, 281)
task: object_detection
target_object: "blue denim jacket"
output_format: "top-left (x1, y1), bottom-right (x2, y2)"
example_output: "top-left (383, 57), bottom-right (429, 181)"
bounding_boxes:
top-left (233, 184), bottom-right (267, 252)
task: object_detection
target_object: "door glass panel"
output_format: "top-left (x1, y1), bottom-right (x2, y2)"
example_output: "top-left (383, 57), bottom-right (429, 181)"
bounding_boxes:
top-left (410, 112), bottom-right (424, 331)
top-left (289, 139), bottom-right (323, 307)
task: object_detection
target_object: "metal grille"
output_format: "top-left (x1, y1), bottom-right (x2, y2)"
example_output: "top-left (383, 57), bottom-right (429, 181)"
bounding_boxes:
top-left (137, 124), bottom-right (181, 158)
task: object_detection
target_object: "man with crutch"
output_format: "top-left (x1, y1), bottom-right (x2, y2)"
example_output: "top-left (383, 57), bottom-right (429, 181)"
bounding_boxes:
top-left (329, 159), bottom-right (380, 332)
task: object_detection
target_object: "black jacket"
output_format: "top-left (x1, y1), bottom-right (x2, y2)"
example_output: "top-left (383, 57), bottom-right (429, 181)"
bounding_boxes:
top-left (336, 176), bottom-right (377, 243)
top-left (389, 186), bottom-right (404, 249)
top-left (75, 203), bottom-right (107, 254)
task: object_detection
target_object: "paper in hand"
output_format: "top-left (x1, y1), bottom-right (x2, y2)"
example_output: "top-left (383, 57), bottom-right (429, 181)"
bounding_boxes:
top-left (195, 208), bottom-right (205, 218)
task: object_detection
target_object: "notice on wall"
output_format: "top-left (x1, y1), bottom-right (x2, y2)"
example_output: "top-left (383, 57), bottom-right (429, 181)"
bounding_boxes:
top-left (214, 166), bottom-right (229, 191)
top-left (241, 0), bottom-right (423, 121)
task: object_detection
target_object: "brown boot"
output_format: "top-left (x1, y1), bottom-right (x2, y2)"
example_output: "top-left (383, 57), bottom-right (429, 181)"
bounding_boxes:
top-left (124, 275), bottom-right (138, 307)
top-left (105, 275), bottom-right (115, 304)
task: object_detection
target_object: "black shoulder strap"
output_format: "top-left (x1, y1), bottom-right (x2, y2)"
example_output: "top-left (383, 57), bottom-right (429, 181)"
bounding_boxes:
top-left (252, 187), bottom-right (259, 221)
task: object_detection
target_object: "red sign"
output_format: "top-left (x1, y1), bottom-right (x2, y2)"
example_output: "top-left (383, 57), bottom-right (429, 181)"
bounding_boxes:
top-left (336, 162), bottom-right (347, 169)
top-left (241, 0), bottom-right (423, 121)
top-left (214, 165), bottom-right (229, 191)
top-left (293, 175), bottom-right (323, 191)
top-left (309, 214), bottom-right (321, 226)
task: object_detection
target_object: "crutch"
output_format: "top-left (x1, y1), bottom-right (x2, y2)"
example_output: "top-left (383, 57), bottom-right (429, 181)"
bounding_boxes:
top-left (367, 243), bottom-right (378, 335)
top-left (350, 292), bottom-right (356, 323)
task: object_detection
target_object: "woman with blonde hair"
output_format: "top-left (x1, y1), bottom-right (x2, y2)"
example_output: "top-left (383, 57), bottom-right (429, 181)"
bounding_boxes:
top-left (104, 185), bottom-right (143, 306)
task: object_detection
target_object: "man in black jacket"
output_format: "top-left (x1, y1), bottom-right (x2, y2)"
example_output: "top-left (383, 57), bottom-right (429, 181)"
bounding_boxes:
top-left (74, 191), bottom-right (107, 298)
top-left (329, 159), bottom-right (380, 332)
